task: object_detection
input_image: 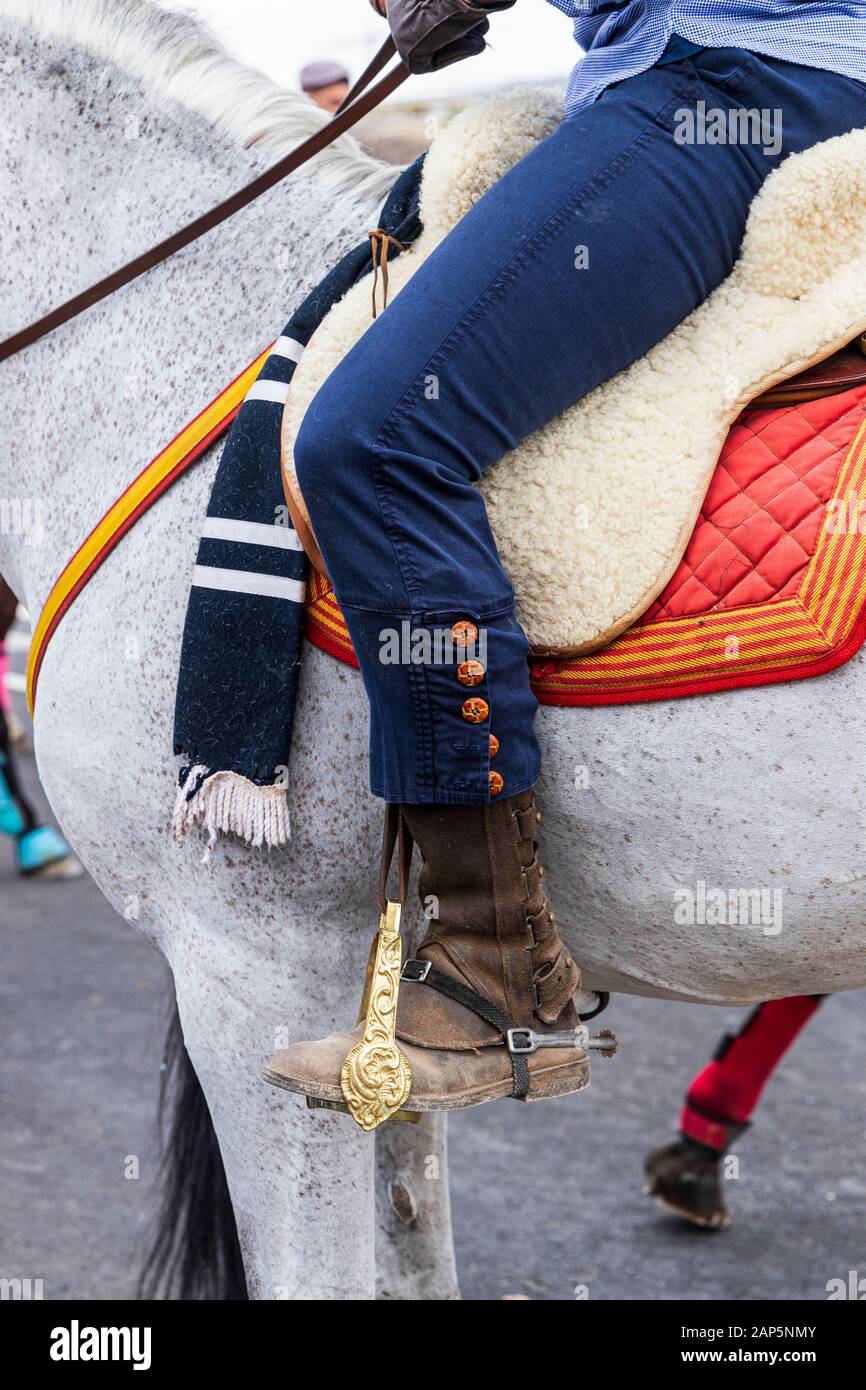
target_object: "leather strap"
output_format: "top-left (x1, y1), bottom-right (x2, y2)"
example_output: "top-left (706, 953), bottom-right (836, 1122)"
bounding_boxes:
top-left (368, 230), bottom-right (408, 317)
top-left (680, 1101), bottom-right (751, 1153)
top-left (0, 37), bottom-right (410, 364)
top-left (378, 804), bottom-right (414, 912)
top-left (335, 34), bottom-right (399, 114)
top-left (754, 343), bottom-right (866, 407)
top-left (402, 961), bottom-right (531, 1098)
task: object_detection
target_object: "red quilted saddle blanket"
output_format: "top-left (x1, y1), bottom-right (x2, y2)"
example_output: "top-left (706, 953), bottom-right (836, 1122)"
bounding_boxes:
top-left (306, 383), bottom-right (866, 706)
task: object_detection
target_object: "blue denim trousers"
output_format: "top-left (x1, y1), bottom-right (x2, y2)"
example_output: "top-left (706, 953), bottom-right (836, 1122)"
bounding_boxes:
top-left (295, 46), bottom-right (866, 805)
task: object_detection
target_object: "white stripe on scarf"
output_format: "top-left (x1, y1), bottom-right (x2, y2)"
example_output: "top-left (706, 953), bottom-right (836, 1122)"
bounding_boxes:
top-left (191, 565), bottom-right (306, 602)
top-left (271, 336), bottom-right (306, 363)
top-left (244, 380), bottom-right (289, 404)
top-left (200, 517), bottom-right (304, 550)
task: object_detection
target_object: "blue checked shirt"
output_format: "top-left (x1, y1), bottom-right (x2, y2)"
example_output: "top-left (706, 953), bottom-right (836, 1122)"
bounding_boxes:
top-left (543, 1), bottom-right (866, 116)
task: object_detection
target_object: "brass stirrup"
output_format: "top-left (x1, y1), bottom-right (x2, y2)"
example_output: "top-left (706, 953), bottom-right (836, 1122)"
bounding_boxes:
top-left (339, 899), bottom-right (413, 1130)
top-left (307, 806), bottom-right (416, 1130)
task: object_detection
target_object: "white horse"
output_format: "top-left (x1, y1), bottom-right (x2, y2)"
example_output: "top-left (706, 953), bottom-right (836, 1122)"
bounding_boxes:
top-left (3, 0), bottom-right (865, 1300)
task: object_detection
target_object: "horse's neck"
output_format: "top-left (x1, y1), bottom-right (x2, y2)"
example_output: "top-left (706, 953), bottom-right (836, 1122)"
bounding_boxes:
top-left (0, 14), bottom-right (390, 611)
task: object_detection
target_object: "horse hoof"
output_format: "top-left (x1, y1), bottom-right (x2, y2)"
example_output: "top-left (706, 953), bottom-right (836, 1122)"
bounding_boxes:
top-left (643, 1137), bottom-right (731, 1231)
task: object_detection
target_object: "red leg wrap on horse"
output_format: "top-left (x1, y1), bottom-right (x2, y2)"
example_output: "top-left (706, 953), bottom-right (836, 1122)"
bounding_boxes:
top-left (680, 996), bottom-right (823, 1151)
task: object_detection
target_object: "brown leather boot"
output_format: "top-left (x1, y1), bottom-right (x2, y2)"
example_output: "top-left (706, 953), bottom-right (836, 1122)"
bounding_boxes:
top-left (264, 790), bottom-right (591, 1119)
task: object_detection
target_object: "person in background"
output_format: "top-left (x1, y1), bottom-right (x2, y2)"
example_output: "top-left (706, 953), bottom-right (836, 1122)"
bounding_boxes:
top-left (0, 577), bottom-right (15, 726)
top-left (299, 60), bottom-right (351, 113)
top-left (0, 576), bottom-right (80, 878)
top-left (0, 575), bottom-right (29, 753)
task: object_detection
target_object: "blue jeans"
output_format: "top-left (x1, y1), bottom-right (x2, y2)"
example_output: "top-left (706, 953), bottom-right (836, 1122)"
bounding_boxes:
top-left (296, 46), bottom-right (866, 804)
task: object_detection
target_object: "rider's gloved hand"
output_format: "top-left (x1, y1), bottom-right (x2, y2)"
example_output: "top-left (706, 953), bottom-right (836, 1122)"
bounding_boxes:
top-left (376, 0), bottom-right (516, 75)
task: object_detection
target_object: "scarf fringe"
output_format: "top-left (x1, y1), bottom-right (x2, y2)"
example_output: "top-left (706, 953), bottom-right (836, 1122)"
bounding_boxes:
top-left (172, 765), bottom-right (290, 850)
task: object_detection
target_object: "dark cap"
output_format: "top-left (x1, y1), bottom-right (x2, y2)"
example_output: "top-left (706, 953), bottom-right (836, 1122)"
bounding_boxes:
top-left (300, 61), bottom-right (350, 92)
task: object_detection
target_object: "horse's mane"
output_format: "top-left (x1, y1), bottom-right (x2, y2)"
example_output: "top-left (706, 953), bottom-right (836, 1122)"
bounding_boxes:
top-left (0, 0), bottom-right (397, 203)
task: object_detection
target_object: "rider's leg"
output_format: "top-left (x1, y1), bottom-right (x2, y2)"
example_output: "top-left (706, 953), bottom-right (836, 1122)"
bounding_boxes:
top-left (645, 996), bottom-right (825, 1227)
top-left (272, 51), bottom-right (866, 1113)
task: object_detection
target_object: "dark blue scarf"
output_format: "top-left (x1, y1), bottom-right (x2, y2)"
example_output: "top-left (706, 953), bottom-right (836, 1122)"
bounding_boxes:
top-left (172, 156), bottom-right (424, 848)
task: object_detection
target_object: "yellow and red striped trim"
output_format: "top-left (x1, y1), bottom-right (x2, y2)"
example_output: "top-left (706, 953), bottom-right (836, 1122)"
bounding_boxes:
top-left (26, 347), bottom-right (271, 712)
top-left (306, 415), bottom-right (866, 706)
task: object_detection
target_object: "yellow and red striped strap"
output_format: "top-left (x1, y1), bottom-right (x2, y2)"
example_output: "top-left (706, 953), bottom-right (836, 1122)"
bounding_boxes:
top-left (26, 346), bottom-right (271, 713)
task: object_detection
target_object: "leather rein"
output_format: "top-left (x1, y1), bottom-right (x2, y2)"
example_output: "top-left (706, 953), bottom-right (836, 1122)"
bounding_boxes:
top-left (0, 37), bottom-right (409, 365)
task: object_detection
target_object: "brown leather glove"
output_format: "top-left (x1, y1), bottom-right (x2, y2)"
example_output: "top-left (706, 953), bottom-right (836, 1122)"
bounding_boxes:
top-left (384, 0), bottom-right (516, 75)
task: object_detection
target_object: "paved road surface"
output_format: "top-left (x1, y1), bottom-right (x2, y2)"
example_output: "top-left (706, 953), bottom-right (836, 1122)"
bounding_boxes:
top-left (2, 619), bottom-right (865, 1300)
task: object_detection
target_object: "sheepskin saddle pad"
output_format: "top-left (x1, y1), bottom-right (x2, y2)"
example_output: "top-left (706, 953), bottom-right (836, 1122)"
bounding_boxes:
top-left (282, 88), bottom-right (866, 655)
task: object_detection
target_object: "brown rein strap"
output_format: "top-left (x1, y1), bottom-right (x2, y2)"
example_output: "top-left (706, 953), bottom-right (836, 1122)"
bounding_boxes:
top-left (335, 33), bottom-right (399, 115)
top-left (0, 37), bottom-right (410, 365)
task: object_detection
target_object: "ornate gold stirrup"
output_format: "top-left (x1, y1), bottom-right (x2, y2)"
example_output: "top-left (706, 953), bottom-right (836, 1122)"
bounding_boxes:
top-left (305, 806), bottom-right (416, 1130)
top-left (339, 899), bottom-right (412, 1130)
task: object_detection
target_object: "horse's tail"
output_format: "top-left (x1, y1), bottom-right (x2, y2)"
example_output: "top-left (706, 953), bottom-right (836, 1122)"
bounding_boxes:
top-left (139, 1000), bottom-right (248, 1300)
